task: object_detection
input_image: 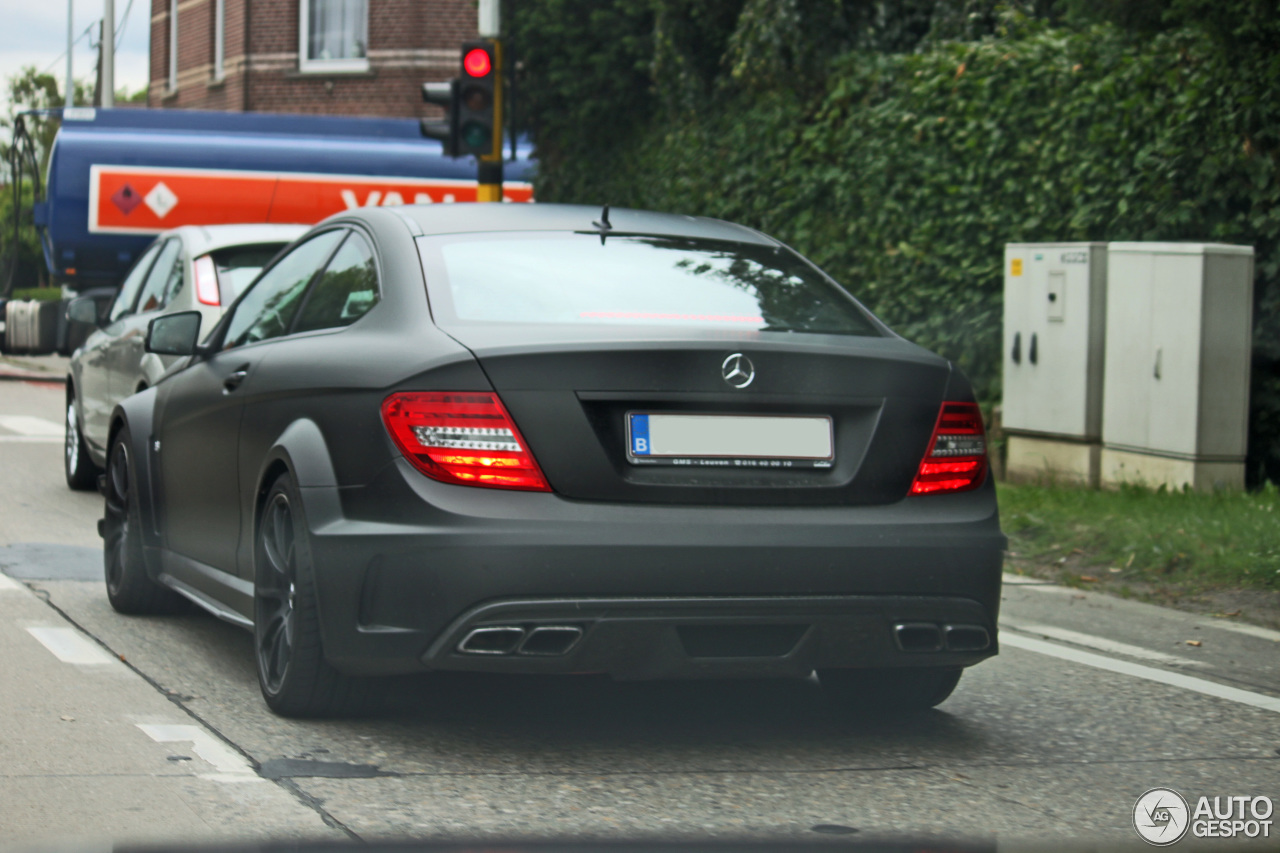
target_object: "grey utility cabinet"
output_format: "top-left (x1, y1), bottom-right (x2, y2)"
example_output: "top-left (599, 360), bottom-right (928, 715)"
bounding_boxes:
top-left (1001, 242), bottom-right (1107, 485)
top-left (1101, 242), bottom-right (1254, 491)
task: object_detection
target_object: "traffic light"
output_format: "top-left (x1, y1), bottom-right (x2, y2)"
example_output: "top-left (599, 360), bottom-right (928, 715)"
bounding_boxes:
top-left (457, 40), bottom-right (500, 158)
top-left (420, 79), bottom-right (460, 157)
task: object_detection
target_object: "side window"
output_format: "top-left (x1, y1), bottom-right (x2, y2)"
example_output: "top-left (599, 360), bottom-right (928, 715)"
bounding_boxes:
top-left (136, 239), bottom-right (182, 314)
top-left (293, 232), bottom-right (379, 333)
top-left (222, 230), bottom-right (344, 350)
top-left (108, 241), bottom-right (162, 323)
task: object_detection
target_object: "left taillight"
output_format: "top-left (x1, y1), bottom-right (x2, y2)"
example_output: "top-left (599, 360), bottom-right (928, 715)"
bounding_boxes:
top-left (909, 402), bottom-right (988, 496)
top-left (380, 392), bottom-right (551, 492)
top-left (194, 255), bottom-right (220, 306)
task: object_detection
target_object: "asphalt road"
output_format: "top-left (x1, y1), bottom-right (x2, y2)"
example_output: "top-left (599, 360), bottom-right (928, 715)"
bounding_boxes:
top-left (1, 376), bottom-right (1277, 850)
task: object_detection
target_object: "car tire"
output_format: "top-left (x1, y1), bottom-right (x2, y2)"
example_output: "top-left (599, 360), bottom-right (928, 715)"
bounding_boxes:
top-left (254, 471), bottom-right (382, 718)
top-left (65, 396), bottom-right (100, 490)
top-left (103, 425), bottom-right (190, 615)
top-left (817, 666), bottom-right (962, 716)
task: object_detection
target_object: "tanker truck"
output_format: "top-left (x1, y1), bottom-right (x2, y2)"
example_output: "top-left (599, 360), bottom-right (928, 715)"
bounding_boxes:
top-left (3, 106), bottom-right (533, 353)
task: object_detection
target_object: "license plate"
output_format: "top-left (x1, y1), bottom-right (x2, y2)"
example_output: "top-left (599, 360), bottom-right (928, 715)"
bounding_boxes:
top-left (626, 412), bottom-right (834, 469)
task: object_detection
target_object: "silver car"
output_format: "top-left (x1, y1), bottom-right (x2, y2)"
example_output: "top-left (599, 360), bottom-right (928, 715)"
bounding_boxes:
top-left (65, 224), bottom-right (306, 489)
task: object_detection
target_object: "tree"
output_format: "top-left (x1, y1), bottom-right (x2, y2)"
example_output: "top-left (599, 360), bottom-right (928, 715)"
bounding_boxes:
top-left (1, 68), bottom-right (93, 295)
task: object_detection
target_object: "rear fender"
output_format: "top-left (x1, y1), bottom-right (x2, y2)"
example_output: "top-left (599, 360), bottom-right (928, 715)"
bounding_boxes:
top-left (107, 388), bottom-right (164, 573)
top-left (251, 418), bottom-right (345, 549)
top-left (249, 419), bottom-right (347, 649)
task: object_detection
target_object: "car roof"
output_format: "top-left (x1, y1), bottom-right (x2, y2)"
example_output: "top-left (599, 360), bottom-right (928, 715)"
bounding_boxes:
top-left (164, 223), bottom-right (310, 255)
top-left (375, 203), bottom-right (779, 245)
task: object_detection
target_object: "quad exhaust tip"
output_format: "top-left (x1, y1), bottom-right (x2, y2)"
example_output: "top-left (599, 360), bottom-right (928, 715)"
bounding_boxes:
top-left (457, 625), bottom-right (584, 657)
top-left (894, 622), bottom-right (944, 652)
top-left (944, 623), bottom-right (991, 652)
top-left (518, 625), bottom-right (584, 656)
top-left (457, 626), bottom-right (525, 655)
top-left (893, 622), bottom-right (991, 653)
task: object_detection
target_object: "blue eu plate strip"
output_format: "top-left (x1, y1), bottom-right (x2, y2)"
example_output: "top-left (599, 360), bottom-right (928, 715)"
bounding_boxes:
top-left (630, 414), bottom-right (651, 456)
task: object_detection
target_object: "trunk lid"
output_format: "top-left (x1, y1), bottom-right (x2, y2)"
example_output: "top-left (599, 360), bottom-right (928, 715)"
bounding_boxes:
top-left (437, 323), bottom-right (951, 506)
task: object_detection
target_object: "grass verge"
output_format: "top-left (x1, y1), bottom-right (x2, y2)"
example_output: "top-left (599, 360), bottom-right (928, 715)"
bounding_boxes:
top-left (998, 481), bottom-right (1280, 597)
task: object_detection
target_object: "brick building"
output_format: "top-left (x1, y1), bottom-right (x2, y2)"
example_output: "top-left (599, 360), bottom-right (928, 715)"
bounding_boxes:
top-left (148, 0), bottom-right (478, 117)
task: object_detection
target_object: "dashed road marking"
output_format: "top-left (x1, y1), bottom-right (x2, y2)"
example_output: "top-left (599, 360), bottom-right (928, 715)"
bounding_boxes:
top-left (136, 724), bottom-right (262, 783)
top-left (26, 626), bottom-right (119, 665)
top-left (1001, 619), bottom-right (1207, 667)
top-left (0, 415), bottom-right (63, 436)
top-left (1001, 632), bottom-right (1280, 714)
top-left (0, 572), bottom-right (24, 592)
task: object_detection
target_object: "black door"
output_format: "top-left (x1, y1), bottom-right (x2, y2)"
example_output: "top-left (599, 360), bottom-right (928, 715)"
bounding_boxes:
top-left (153, 230), bottom-right (346, 576)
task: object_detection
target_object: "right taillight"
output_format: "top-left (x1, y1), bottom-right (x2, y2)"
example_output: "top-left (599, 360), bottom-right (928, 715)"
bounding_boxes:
top-left (909, 402), bottom-right (988, 496)
top-left (380, 392), bottom-right (551, 492)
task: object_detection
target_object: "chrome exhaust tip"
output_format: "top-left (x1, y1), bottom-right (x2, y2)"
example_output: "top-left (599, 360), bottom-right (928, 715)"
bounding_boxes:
top-left (944, 624), bottom-right (991, 652)
top-left (518, 625), bottom-right (584, 656)
top-left (893, 622), bottom-right (944, 653)
top-left (457, 626), bottom-right (525, 655)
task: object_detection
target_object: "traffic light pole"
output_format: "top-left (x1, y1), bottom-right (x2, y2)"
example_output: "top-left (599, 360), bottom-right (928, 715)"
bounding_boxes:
top-left (476, 0), bottom-right (502, 202)
top-left (476, 38), bottom-right (503, 203)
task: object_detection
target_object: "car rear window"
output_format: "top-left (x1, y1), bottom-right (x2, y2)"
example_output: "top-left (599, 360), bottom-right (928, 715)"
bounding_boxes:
top-left (418, 233), bottom-right (880, 336)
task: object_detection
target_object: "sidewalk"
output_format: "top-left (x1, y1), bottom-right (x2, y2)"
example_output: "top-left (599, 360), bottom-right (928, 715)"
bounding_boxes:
top-left (0, 570), bottom-right (339, 847)
top-left (0, 354), bottom-right (70, 384)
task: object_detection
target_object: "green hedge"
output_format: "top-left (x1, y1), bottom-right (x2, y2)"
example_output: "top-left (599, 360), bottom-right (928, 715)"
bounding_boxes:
top-left (528, 23), bottom-right (1280, 484)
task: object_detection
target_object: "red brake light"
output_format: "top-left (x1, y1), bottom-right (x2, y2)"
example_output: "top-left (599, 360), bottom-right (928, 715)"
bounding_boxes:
top-left (381, 392), bottom-right (550, 492)
top-left (463, 48), bottom-right (492, 77)
top-left (194, 255), bottom-right (220, 306)
top-left (909, 402), bottom-right (988, 496)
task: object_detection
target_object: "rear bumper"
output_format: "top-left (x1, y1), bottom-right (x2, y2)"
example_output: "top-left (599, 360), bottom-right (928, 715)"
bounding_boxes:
top-left (303, 459), bottom-right (1006, 677)
top-left (422, 595), bottom-right (995, 680)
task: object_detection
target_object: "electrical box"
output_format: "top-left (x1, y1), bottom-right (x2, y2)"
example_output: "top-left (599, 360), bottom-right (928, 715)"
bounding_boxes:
top-left (1101, 243), bottom-right (1254, 491)
top-left (1002, 243), bottom-right (1107, 485)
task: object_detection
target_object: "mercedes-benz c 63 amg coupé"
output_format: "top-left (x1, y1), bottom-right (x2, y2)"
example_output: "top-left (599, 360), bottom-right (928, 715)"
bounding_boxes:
top-left (100, 204), bottom-right (1005, 717)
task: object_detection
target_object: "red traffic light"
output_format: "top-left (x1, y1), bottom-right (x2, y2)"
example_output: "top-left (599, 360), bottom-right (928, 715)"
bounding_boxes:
top-left (463, 48), bottom-right (492, 77)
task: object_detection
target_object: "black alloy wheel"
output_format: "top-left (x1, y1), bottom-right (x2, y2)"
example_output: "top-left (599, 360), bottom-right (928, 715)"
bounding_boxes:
top-left (65, 396), bottom-right (99, 490)
top-left (253, 472), bottom-right (379, 717)
top-left (817, 666), bottom-right (963, 716)
top-left (103, 425), bottom-right (188, 614)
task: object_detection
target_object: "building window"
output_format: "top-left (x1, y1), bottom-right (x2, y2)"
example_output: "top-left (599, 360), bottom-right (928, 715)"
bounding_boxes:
top-left (213, 0), bottom-right (225, 80)
top-left (299, 0), bottom-right (369, 73)
top-left (168, 0), bottom-right (178, 90)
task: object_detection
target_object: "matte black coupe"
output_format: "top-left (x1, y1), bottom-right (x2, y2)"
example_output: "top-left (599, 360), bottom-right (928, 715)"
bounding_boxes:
top-left (102, 204), bottom-right (1005, 717)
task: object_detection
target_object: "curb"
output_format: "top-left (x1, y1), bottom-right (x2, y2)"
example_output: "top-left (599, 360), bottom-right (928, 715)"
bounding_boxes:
top-left (0, 369), bottom-right (66, 384)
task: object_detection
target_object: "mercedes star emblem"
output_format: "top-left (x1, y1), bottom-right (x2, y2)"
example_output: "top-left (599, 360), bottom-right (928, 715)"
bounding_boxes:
top-left (721, 353), bottom-right (755, 389)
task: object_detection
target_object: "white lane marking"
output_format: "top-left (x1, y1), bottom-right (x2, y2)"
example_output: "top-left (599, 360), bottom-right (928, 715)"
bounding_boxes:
top-left (0, 573), bottom-right (24, 592)
top-left (1001, 620), bottom-right (1207, 667)
top-left (26, 626), bottom-right (118, 665)
top-left (1001, 632), bottom-right (1280, 714)
top-left (136, 724), bottom-right (262, 783)
top-left (0, 415), bottom-right (63, 436)
top-left (1197, 620), bottom-right (1280, 643)
top-left (0, 435), bottom-right (63, 443)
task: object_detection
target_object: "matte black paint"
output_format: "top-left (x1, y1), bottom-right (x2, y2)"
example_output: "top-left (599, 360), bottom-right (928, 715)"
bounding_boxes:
top-left (108, 204), bottom-right (1005, 680)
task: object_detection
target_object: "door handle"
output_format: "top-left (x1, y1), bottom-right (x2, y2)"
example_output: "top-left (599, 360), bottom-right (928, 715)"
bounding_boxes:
top-left (223, 365), bottom-right (250, 392)
top-left (1011, 332), bottom-right (1021, 365)
top-left (1029, 333), bottom-right (1038, 365)
top-left (1154, 347), bottom-right (1162, 380)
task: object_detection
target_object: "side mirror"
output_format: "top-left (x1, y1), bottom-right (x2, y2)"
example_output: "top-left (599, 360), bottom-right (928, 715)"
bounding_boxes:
top-left (146, 311), bottom-right (203, 356)
top-left (67, 296), bottom-right (102, 326)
